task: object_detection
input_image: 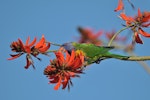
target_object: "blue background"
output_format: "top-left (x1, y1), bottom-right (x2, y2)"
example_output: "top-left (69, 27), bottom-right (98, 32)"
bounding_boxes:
top-left (1, 0), bottom-right (150, 100)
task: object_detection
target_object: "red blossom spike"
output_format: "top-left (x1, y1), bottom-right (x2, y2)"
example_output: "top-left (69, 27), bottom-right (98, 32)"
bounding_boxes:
top-left (44, 50), bottom-right (84, 90)
top-left (77, 27), bottom-right (103, 46)
top-left (8, 35), bottom-right (48, 69)
top-left (120, 9), bottom-right (150, 44)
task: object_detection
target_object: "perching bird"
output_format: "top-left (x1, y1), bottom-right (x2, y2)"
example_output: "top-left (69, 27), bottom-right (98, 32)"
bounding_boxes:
top-left (61, 42), bottom-right (129, 66)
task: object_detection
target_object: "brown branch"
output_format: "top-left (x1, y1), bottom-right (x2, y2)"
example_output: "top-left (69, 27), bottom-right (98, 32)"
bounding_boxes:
top-left (116, 56), bottom-right (150, 61)
top-left (103, 55), bottom-right (150, 61)
top-left (125, 56), bottom-right (150, 61)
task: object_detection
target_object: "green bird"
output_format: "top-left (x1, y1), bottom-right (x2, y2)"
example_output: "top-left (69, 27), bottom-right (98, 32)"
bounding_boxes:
top-left (61, 42), bottom-right (129, 66)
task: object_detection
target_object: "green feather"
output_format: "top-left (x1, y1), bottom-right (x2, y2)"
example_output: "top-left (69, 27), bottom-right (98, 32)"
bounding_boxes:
top-left (72, 42), bottom-right (128, 65)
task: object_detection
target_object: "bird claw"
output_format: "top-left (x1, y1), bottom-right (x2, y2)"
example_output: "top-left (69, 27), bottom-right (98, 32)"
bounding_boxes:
top-left (93, 58), bottom-right (104, 64)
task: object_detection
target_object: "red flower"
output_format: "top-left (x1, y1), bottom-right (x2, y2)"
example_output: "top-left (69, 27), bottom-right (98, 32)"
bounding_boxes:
top-left (44, 50), bottom-right (84, 90)
top-left (120, 9), bottom-right (150, 44)
top-left (8, 35), bottom-right (50, 69)
top-left (114, 0), bottom-right (124, 12)
top-left (77, 27), bottom-right (103, 46)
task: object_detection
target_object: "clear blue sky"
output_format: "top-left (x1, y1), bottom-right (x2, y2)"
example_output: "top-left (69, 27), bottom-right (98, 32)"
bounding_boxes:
top-left (1, 0), bottom-right (150, 100)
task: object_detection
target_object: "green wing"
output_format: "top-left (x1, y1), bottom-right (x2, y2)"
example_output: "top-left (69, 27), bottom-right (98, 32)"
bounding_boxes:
top-left (72, 43), bottom-right (114, 64)
top-left (72, 42), bottom-right (128, 65)
top-left (72, 42), bottom-right (113, 57)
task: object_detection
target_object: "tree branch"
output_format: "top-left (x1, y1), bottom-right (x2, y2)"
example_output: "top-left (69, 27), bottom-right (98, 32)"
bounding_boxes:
top-left (116, 56), bottom-right (150, 61)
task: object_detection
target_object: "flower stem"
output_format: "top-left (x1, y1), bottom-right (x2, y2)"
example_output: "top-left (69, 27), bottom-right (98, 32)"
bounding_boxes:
top-left (46, 50), bottom-right (58, 53)
top-left (50, 42), bottom-right (62, 46)
top-left (108, 26), bottom-right (130, 46)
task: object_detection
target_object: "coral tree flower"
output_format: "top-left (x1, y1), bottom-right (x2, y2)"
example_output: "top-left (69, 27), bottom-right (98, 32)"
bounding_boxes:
top-left (8, 35), bottom-right (50, 69)
top-left (120, 9), bottom-right (150, 44)
top-left (44, 50), bottom-right (84, 90)
top-left (77, 27), bottom-right (103, 46)
top-left (114, 0), bottom-right (124, 12)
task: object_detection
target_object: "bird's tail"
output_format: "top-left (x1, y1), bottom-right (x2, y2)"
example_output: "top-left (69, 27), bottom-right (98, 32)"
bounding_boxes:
top-left (104, 53), bottom-right (129, 60)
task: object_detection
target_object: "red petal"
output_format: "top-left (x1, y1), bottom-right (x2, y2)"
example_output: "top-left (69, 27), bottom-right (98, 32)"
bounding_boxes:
top-left (68, 71), bottom-right (76, 77)
top-left (142, 11), bottom-right (150, 22)
top-left (114, 0), bottom-right (124, 12)
top-left (26, 36), bottom-right (30, 45)
top-left (120, 13), bottom-right (134, 22)
top-left (18, 38), bottom-right (25, 50)
top-left (24, 46), bottom-right (31, 53)
top-left (35, 35), bottom-right (45, 48)
top-left (66, 51), bottom-right (71, 63)
top-left (138, 28), bottom-right (150, 37)
top-left (62, 76), bottom-right (69, 89)
top-left (50, 77), bottom-right (59, 83)
top-left (55, 52), bottom-right (65, 66)
top-left (71, 58), bottom-right (82, 69)
top-left (28, 37), bottom-right (36, 47)
top-left (138, 8), bottom-right (142, 17)
top-left (39, 42), bottom-right (50, 53)
top-left (141, 23), bottom-right (150, 27)
top-left (67, 50), bottom-right (75, 67)
top-left (7, 53), bottom-right (22, 60)
top-left (24, 55), bottom-right (32, 69)
top-left (135, 32), bottom-right (143, 44)
top-left (54, 78), bottom-right (61, 90)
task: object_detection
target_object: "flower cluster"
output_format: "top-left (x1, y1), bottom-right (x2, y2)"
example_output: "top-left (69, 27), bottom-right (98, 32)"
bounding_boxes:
top-left (8, 35), bottom-right (50, 69)
top-left (114, 0), bottom-right (150, 44)
top-left (44, 50), bottom-right (84, 90)
top-left (77, 27), bottom-right (103, 46)
top-left (120, 9), bottom-right (150, 44)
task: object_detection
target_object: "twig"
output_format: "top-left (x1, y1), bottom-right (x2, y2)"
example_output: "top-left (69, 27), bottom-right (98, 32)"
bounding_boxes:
top-left (107, 26), bottom-right (129, 46)
top-left (120, 56), bottom-right (150, 61)
top-left (50, 42), bottom-right (62, 46)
